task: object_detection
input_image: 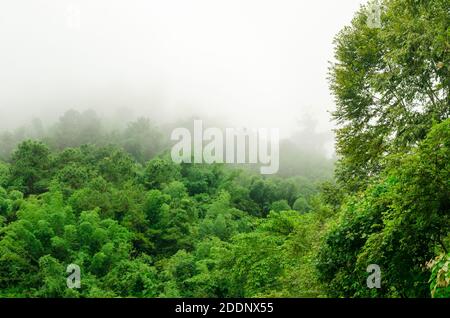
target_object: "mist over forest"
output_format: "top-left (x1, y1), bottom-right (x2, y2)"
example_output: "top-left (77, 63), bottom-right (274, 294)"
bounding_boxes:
top-left (0, 0), bottom-right (366, 146)
top-left (0, 0), bottom-right (449, 299)
top-left (0, 109), bottom-right (335, 180)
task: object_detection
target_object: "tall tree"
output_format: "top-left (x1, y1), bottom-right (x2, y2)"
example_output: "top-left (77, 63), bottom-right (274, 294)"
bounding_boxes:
top-left (10, 140), bottom-right (51, 195)
top-left (330, 0), bottom-right (449, 191)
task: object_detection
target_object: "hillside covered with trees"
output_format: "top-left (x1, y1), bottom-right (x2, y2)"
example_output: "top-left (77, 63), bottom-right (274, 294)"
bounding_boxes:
top-left (0, 0), bottom-right (449, 298)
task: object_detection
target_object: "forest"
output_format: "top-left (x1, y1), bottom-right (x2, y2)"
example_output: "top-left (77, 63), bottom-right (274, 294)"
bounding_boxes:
top-left (0, 0), bottom-right (449, 298)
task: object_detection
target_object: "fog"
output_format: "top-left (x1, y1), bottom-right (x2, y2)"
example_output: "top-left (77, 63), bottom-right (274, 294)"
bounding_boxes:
top-left (0, 0), bottom-right (367, 156)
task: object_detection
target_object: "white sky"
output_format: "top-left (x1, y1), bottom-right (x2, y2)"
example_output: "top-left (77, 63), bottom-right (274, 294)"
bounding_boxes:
top-left (0, 0), bottom-right (367, 138)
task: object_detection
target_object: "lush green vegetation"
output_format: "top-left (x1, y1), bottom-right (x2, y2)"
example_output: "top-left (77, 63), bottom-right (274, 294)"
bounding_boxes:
top-left (0, 133), bottom-right (333, 297)
top-left (0, 0), bottom-right (449, 298)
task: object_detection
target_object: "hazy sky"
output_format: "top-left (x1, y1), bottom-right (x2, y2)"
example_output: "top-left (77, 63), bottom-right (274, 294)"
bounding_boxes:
top-left (0, 0), bottom-right (366, 138)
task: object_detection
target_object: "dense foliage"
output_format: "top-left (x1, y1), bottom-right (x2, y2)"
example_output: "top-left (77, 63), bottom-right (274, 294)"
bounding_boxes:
top-left (331, 0), bottom-right (449, 192)
top-left (317, 119), bottom-right (450, 297)
top-left (0, 0), bottom-right (448, 298)
top-left (318, 0), bottom-right (449, 297)
top-left (0, 137), bottom-right (333, 297)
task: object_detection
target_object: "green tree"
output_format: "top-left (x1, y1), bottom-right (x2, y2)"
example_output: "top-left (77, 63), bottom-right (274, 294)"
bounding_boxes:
top-left (10, 140), bottom-right (51, 195)
top-left (51, 109), bottom-right (103, 149)
top-left (143, 157), bottom-right (181, 190)
top-left (317, 119), bottom-right (450, 297)
top-left (428, 253), bottom-right (450, 298)
top-left (121, 118), bottom-right (166, 163)
top-left (0, 161), bottom-right (10, 188)
top-left (331, 0), bottom-right (450, 191)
